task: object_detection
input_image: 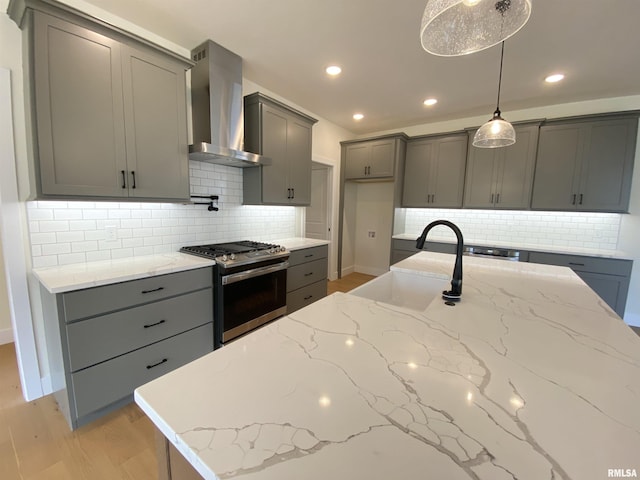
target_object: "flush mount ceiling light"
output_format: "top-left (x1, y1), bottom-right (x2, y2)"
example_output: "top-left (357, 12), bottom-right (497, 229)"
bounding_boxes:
top-left (473, 41), bottom-right (515, 148)
top-left (424, 98), bottom-right (438, 106)
top-left (326, 65), bottom-right (342, 76)
top-left (353, 113), bottom-right (364, 120)
top-left (545, 73), bottom-right (565, 83)
top-left (420, 0), bottom-right (531, 56)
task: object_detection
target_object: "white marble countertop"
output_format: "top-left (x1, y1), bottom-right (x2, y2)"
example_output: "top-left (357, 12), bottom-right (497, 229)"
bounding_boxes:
top-left (135, 252), bottom-right (640, 479)
top-left (275, 237), bottom-right (330, 251)
top-left (393, 233), bottom-right (634, 259)
top-left (33, 253), bottom-right (215, 293)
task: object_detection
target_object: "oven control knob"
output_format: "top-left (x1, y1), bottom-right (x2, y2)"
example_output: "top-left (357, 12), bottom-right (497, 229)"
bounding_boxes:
top-left (230, 253), bottom-right (236, 260)
top-left (269, 248), bottom-right (275, 254)
top-left (280, 246), bottom-right (286, 252)
top-left (222, 254), bottom-right (228, 262)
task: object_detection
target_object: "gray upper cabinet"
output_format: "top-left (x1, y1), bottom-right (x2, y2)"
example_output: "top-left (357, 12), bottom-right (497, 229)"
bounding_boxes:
top-left (16, 5), bottom-right (192, 201)
top-left (531, 114), bottom-right (638, 212)
top-left (402, 133), bottom-right (467, 208)
top-left (464, 124), bottom-right (539, 209)
top-left (344, 138), bottom-right (396, 180)
top-left (243, 93), bottom-right (317, 206)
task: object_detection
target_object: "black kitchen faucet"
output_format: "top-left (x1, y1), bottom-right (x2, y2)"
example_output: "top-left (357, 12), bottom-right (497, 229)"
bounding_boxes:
top-left (415, 220), bottom-right (464, 301)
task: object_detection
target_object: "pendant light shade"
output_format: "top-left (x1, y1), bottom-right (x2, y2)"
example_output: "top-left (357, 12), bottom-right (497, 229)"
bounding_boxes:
top-left (420, 0), bottom-right (531, 56)
top-left (473, 110), bottom-right (515, 148)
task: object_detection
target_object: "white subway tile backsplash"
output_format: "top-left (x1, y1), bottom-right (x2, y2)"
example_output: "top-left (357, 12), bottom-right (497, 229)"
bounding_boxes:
top-left (27, 161), bottom-right (298, 267)
top-left (404, 208), bottom-right (621, 251)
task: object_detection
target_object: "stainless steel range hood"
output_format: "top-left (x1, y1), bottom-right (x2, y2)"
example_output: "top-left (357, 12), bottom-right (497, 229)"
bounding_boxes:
top-left (189, 40), bottom-right (269, 167)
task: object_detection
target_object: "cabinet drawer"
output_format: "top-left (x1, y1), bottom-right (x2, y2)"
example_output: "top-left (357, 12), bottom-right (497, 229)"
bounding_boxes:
top-left (287, 280), bottom-right (327, 314)
top-left (63, 267), bottom-right (212, 321)
top-left (66, 288), bottom-right (213, 372)
top-left (71, 323), bottom-right (213, 419)
top-left (288, 245), bottom-right (328, 267)
top-left (528, 252), bottom-right (632, 276)
top-left (287, 258), bottom-right (328, 291)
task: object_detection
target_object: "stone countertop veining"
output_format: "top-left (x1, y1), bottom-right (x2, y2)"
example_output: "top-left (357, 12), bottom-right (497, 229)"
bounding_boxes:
top-left (32, 252), bottom-right (215, 293)
top-left (134, 251), bottom-right (640, 480)
top-left (392, 233), bottom-right (635, 260)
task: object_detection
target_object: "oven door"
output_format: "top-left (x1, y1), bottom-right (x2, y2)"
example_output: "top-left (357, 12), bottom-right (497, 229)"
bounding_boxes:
top-left (219, 261), bottom-right (288, 344)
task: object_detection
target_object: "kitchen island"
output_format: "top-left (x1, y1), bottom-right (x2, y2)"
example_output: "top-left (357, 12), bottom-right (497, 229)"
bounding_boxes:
top-left (135, 252), bottom-right (640, 479)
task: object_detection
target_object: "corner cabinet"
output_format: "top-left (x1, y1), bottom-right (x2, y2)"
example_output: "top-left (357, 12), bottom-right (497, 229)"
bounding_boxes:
top-left (463, 123), bottom-right (539, 209)
top-left (531, 114), bottom-right (638, 212)
top-left (402, 133), bottom-right (468, 208)
top-left (243, 93), bottom-right (318, 206)
top-left (10, 2), bottom-right (192, 201)
top-left (40, 268), bottom-right (214, 429)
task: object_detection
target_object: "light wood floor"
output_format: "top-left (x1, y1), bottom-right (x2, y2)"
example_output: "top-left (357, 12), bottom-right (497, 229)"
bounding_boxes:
top-left (0, 273), bottom-right (374, 480)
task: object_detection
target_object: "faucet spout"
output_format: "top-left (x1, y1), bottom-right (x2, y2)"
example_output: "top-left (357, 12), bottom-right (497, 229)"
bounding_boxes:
top-left (415, 220), bottom-right (464, 301)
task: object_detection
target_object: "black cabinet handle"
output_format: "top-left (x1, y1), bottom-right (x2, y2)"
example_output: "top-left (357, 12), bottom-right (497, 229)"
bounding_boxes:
top-left (141, 287), bottom-right (164, 294)
top-left (291, 188), bottom-right (295, 199)
top-left (579, 193), bottom-right (583, 205)
top-left (146, 358), bottom-right (168, 370)
top-left (121, 170), bottom-right (126, 189)
top-left (304, 295), bottom-right (313, 300)
top-left (131, 171), bottom-right (136, 189)
top-left (143, 319), bottom-right (166, 329)
top-left (571, 194), bottom-right (576, 205)
top-left (304, 254), bottom-right (314, 258)
top-left (491, 193), bottom-right (494, 204)
top-left (304, 272), bottom-right (314, 277)
top-left (287, 188), bottom-right (292, 199)
top-left (496, 193), bottom-right (500, 204)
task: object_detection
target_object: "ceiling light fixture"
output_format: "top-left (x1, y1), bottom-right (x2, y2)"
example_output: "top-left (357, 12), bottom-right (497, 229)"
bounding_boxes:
top-left (326, 65), bottom-right (342, 76)
top-left (420, 0), bottom-right (531, 56)
top-left (473, 41), bottom-right (515, 148)
top-left (424, 98), bottom-right (438, 106)
top-left (545, 73), bottom-right (565, 83)
top-left (353, 113), bottom-right (364, 120)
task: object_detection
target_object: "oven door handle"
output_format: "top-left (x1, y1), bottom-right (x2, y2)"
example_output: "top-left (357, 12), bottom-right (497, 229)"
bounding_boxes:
top-left (222, 261), bottom-right (289, 285)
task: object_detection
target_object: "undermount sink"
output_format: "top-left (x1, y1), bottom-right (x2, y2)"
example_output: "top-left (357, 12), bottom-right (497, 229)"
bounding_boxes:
top-left (350, 270), bottom-right (449, 311)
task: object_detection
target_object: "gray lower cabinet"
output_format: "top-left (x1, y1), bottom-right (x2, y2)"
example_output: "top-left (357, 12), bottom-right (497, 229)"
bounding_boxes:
top-left (531, 114), bottom-right (637, 212)
top-left (391, 238), bottom-right (456, 264)
top-left (10, 1), bottom-right (191, 201)
top-left (528, 251), bottom-right (632, 317)
top-left (464, 124), bottom-right (539, 209)
top-left (402, 133), bottom-right (468, 208)
top-left (243, 93), bottom-right (318, 206)
top-left (41, 267), bottom-right (214, 429)
top-left (287, 245), bottom-right (328, 313)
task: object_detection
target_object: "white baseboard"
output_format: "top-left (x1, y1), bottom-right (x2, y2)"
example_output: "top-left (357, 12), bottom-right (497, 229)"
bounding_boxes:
top-left (40, 374), bottom-right (53, 396)
top-left (0, 327), bottom-right (13, 345)
top-left (341, 265), bottom-right (355, 277)
top-left (354, 265), bottom-right (388, 277)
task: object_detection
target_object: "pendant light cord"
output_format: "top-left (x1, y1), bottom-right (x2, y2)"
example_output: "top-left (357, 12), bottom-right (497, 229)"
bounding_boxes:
top-left (495, 41), bottom-right (505, 114)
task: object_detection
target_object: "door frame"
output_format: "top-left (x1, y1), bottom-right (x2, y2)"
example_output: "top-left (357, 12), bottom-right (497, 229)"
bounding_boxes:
top-left (307, 158), bottom-right (337, 280)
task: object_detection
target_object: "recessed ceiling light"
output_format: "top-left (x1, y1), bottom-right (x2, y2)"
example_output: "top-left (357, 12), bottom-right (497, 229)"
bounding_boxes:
top-left (462, 0), bottom-right (482, 6)
top-left (353, 113), bottom-right (364, 121)
top-left (326, 65), bottom-right (342, 76)
top-left (423, 98), bottom-right (438, 106)
top-left (545, 73), bottom-right (565, 83)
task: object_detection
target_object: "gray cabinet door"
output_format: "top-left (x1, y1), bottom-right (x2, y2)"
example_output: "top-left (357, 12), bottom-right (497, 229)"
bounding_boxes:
top-left (531, 116), bottom-right (637, 212)
top-left (464, 144), bottom-right (496, 209)
top-left (261, 105), bottom-right (290, 204)
top-left (578, 118), bottom-right (636, 212)
top-left (575, 271), bottom-right (629, 317)
top-left (494, 124), bottom-right (538, 209)
top-left (33, 12), bottom-right (128, 197)
top-left (402, 134), bottom-right (466, 208)
top-left (344, 139), bottom-right (395, 180)
top-left (121, 46), bottom-right (189, 201)
top-left (288, 116), bottom-right (313, 205)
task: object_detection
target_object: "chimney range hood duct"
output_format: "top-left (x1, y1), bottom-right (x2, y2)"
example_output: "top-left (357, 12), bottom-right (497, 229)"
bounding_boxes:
top-left (189, 40), bottom-right (269, 167)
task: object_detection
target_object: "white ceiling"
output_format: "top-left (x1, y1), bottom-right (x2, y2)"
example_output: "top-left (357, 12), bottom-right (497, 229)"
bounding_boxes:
top-left (81, 0), bottom-right (640, 135)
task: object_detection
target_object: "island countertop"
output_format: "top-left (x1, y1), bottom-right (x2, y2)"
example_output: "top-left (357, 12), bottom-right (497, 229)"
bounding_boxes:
top-left (135, 252), bottom-right (640, 480)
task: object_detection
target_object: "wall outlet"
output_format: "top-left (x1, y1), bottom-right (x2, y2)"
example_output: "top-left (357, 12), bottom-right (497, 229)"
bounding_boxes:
top-left (368, 231), bottom-right (376, 238)
top-left (105, 225), bottom-right (118, 241)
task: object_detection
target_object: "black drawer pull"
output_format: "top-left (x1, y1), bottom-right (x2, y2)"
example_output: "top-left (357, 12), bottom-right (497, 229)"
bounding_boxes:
top-left (143, 319), bottom-right (166, 329)
top-left (304, 295), bottom-right (313, 300)
top-left (121, 170), bottom-right (126, 189)
top-left (146, 358), bottom-right (167, 370)
top-left (141, 287), bottom-right (164, 294)
top-left (304, 272), bottom-right (314, 277)
top-left (304, 254), bottom-right (314, 258)
top-left (568, 262), bottom-right (585, 267)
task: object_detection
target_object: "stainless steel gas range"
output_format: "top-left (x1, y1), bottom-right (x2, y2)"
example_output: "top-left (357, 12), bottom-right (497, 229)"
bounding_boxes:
top-left (181, 241), bottom-right (289, 347)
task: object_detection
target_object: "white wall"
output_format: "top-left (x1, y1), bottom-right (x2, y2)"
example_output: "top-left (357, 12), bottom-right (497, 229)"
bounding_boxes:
top-left (0, 231), bottom-right (12, 344)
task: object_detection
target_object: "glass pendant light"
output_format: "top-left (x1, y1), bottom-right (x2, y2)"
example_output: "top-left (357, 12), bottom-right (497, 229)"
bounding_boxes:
top-left (420, 0), bottom-right (531, 56)
top-left (473, 41), bottom-right (515, 148)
